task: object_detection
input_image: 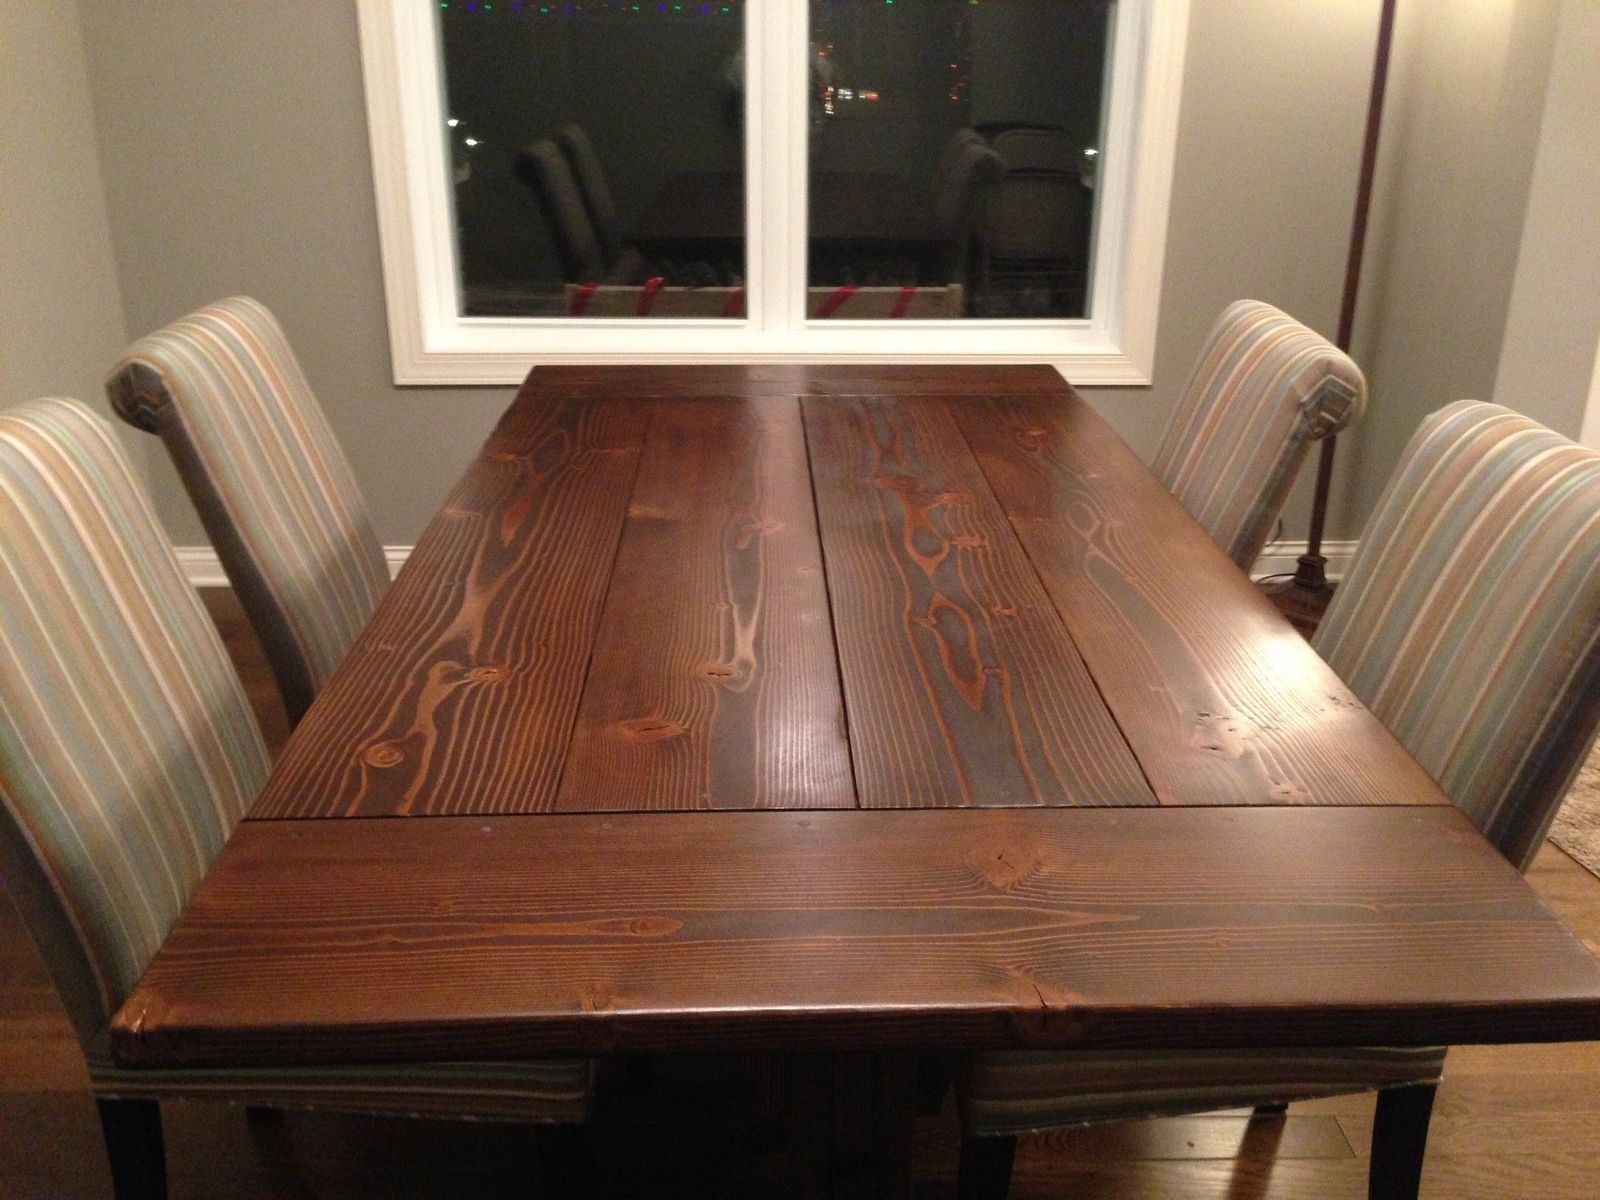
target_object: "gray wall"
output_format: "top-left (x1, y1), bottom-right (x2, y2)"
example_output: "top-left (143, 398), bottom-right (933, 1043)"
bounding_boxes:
top-left (1492, 0), bottom-right (1600, 440)
top-left (81, 0), bottom-right (506, 546)
top-left (1, 0), bottom-right (129, 427)
top-left (1079, 0), bottom-right (1375, 546)
top-left (72, 0), bottom-right (1547, 552)
top-left (1341, 0), bottom-right (1562, 532)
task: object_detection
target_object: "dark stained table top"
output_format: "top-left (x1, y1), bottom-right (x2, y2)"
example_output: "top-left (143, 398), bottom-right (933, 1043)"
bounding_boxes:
top-left (111, 364), bottom-right (1600, 1068)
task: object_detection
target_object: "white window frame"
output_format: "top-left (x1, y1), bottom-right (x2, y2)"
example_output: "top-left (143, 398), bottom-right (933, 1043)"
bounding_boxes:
top-left (358, 0), bottom-right (1189, 385)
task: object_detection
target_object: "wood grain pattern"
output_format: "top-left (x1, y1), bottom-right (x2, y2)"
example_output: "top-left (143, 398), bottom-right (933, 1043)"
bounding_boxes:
top-left (951, 393), bottom-right (1450, 809)
top-left (557, 397), bottom-right (854, 810)
top-left (145, 365), bottom-right (1599, 1109)
top-left (249, 391), bottom-right (651, 818)
top-left (112, 806), bottom-right (1600, 1067)
top-left (805, 396), bottom-right (1151, 808)
top-left (525, 363), bottom-right (1070, 398)
top-left (17, 844), bottom-right (1600, 1199)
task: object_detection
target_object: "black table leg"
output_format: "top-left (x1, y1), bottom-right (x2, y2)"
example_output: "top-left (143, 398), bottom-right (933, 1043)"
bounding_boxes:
top-left (97, 1098), bottom-right (166, 1200)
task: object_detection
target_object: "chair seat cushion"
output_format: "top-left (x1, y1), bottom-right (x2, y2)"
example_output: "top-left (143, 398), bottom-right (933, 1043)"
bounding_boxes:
top-left (89, 1054), bottom-right (594, 1124)
top-left (961, 1046), bottom-right (1444, 1136)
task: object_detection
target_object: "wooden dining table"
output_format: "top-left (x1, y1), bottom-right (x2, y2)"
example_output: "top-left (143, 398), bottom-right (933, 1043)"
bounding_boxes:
top-left (112, 367), bottom-right (1600, 1139)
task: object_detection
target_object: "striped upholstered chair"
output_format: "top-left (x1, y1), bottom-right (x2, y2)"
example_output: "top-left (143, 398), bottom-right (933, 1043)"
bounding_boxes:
top-left (106, 296), bottom-right (389, 727)
top-left (957, 401), bottom-right (1600, 1200)
top-left (0, 399), bottom-right (591, 1200)
top-left (1151, 299), bottom-right (1368, 569)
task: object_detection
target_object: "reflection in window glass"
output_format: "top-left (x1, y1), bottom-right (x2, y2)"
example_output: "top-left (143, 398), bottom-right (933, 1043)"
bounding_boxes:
top-left (808, 0), bottom-right (1112, 320)
top-left (439, 1), bottom-right (747, 318)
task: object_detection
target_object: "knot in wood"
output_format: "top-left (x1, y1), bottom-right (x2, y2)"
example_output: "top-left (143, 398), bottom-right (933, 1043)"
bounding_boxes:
top-left (466, 664), bottom-right (507, 683)
top-left (968, 837), bottom-right (1046, 892)
top-left (617, 716), bottom-right (688, 743)
top-left (1191, 711), bottom-right (1249, 758)
top-left (361, 742), bottom-right (405, 769)
top-left (580, 981), bottom-right (621, 1013)
top-left (1016, 425), bottom-right (1050, 452)
top-left (591, 915), bottom-right (684, 938)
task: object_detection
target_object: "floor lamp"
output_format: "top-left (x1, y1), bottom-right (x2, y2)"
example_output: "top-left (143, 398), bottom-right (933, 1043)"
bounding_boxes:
top-left (1261, 0), bottom-right (1399, 632)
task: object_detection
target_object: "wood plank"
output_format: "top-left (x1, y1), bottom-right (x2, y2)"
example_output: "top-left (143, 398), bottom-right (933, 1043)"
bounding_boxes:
top-left (8, 846), bottom-right (1600, 1199)
top-left (526, 363), bottom-right (1070, 398)
top-left (557, 397), bottom-right (854, 811)
top-left (952, 392), bottom-right (1450, 808)
top-left (16, 583), bottom-right (1600, 1200)
top-left (248, 392), bottom-right (651, 818)
top-left (804, 396), bottom-right (1151, 808)
top-left (111, 805), bottom-right (1600, 1067)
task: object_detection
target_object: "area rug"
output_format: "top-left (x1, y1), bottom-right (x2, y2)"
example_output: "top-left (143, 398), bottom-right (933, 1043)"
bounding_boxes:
top-left (1554, 747), bottom-right (1600, 879)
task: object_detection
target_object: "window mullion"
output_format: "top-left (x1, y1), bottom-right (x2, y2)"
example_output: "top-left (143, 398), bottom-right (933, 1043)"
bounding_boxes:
top-left (747, 0), bottom-right (809, 337)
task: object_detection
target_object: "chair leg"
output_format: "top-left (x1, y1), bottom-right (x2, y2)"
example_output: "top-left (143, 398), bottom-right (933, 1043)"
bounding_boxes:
top-left (96, 1098), bottom-right (166, 1200)
top-left (1368, 1083), bottom-right (1437, 1200)
top-left (1253, 1101), bottom-right (1289, 1116)
top-left (956, 1134), bottom-right (1017, 1200)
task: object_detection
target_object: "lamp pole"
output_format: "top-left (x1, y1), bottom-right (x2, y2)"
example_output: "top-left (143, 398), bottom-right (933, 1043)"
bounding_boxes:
top-left (1266, 0), bottom-right (1399, 627)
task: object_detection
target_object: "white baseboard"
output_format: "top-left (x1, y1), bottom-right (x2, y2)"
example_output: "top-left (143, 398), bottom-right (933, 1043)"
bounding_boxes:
top-left (177, 545), bottom-right (413, 588)
top-left (1252, 539), bottom-right (1359, 583)
top-left (175, 540), bottom-right (1357, 590)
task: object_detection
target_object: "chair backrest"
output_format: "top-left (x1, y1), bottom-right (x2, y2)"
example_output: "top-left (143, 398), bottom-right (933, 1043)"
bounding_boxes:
top-left (556, 124), bottom-right (624, 268)
top-left (0, 398), bottom-right (268, 1046)
top-left (990, 126), bottom-right (1077, 175)
top-left (106, 296), bottom-right (389, 727)
top-left (1314, 401), bottom-right (1600, 871)
top-left (935, 139), bottom-right (1006, 237)
top-left (931, 127), bottom-right (986, 209)
top-left (983, 175), bottom-right (1092, 263)
top-left (515, 139), bottom-right (608, 282)
top-left (1150, 300), bottom-right (1367, 569)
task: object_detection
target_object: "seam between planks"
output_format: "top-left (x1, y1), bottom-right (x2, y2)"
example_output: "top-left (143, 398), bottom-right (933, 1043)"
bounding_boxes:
top-left (543, 396), bottom-right (661, 811)
top-left (799, 393), bottom-right (865, 810)
top-left (942, 392), bottom-right (1164, 807)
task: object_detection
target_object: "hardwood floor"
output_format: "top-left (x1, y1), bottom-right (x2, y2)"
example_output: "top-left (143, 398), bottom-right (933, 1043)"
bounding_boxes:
top-left (3, 588), bottom-right (1599, 1198)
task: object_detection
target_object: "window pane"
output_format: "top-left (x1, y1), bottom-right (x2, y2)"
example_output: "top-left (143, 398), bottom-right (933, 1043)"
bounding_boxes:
top-left (807, 0), bottom-right (1112, 320)
top-left (439, 1), bottom-right (747, 319)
